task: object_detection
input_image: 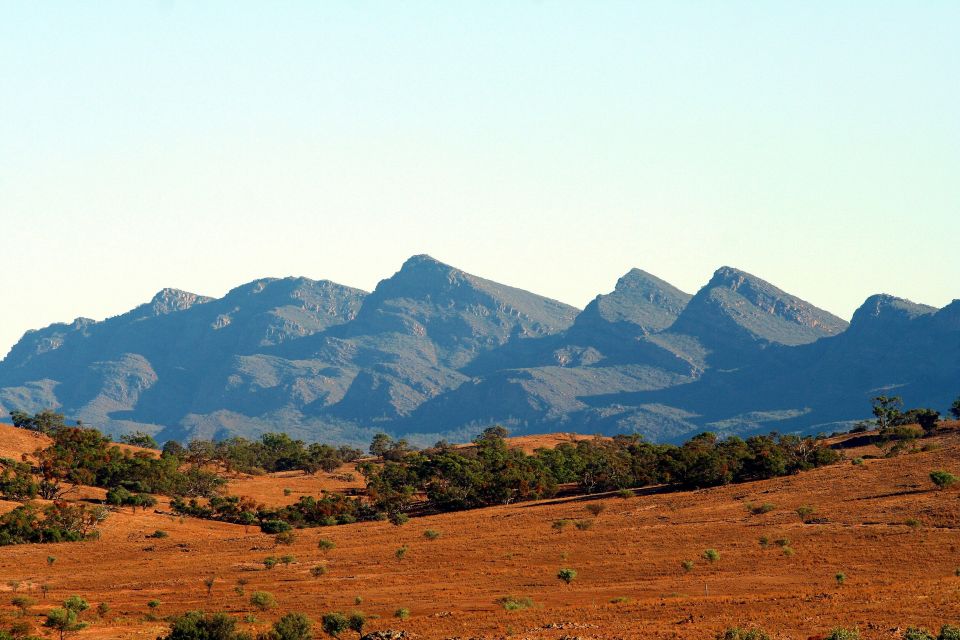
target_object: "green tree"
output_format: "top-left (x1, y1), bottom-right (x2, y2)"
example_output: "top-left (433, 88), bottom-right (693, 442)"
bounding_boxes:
top-left (320, 612), bottom-right (348, 638)
top-left (557, 568), bottom-right (577, 585)
top-left (270, 612), bottom-right (314, 640)
top-left (45, 607), bottom-right (86, 640)
top-left (950, 396), bottom-right (960, 420)
top-left (369, 433), bottom-right (393, 458)
top-left (872, 395), bottom-right (903, 430)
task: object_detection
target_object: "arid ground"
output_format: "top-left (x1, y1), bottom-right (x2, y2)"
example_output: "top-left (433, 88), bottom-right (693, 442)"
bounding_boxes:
top-left (2, 424), bottom-right (960, 639)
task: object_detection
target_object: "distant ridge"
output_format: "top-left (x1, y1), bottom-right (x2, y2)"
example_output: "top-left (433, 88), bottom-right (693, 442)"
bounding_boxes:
top-left (0, 257), bottom-right (955, 446)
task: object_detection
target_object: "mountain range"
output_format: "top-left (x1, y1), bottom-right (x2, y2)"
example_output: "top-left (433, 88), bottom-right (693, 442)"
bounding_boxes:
top-left (1, 255), bottom-right (957, 446)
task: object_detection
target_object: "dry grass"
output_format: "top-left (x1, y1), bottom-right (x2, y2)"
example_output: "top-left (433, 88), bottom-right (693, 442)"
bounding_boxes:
top-left (0, 424), bottom-right (959, 638)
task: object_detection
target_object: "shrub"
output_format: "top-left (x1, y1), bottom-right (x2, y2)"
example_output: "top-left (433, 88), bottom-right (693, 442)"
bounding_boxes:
top-left (47, 555), bottom-right (56, 565)
top-left (835, 572), bottom-right (846, 586)
top-left (610, 596), bottom-right (630, 604)
top-left (146, 530), bottom-right (169, 539)
top-left (774, 538), bottom-right (790, 547)
top-left (903, 629), bottom-right (935, 640)
top-left (261, 520), bottom-right (292, 534)
top-left (275, 530), bottom-right (297, 546)
top-left (394, 608), bottom-right (410, 620)
top-left (717, 628), bottom-right (772, 640)
top-left (782, 546), bottom-right (795, 557)
top-left (496, 595), bottom-right (534, 611)
top-left (395, 546), bottom-right (407, 561)
top-left (423, 529), bottom-right (441, 540)
top-left (263, 556), bottom-right (278, 570)
top-left (906, 518), bottom-right (922, 529)
top-left (796, 505), bottom-right (816, 521)
top-left (97, 602), bottom-right (109, 617)
top-left (758, 536), bottom-right (769, 548)
top-left (347, 611), bottom-right (366, 635)
top-left (551, 519), bottom-right (569, 532)
top-left (824, 628), bottom-right (859, 640)
top-left (250, 591), bottom-right (276, 611)
top-left (311, 565), bottom-right (328, 577)
top-left (388, 512), bottom-right (409, 526)
top-left (557, 568), bottom-right (577, 585)
top-left (318, 538), bottom-right (336, 551)
top-left (703, 549), bottom-right (720, 563)
top-left (574, 520), bottom-right (593, 531)
top-left (148, 600), bottom-right (161, 610)
top-left (748, 503), bottom-right (775, 515)
top-left (852, 458), bottom-right (864, 466)
top-left (931, 470), bottom-right (958, 490)
top-left (158, 611), bottom-right (247, 640)
top-left (283, 488), bottom-right (292, 496)
top-left (321, 612), bottom-right (348, 638)
top-left (616, 489), bottom-right (633, 499)
top-left (940, 625), bottom-right (960, 640)
top-left (281, 555), bottom-right (296, 566)
top-left (271, 612), bottom-right (314, 640)
top-left (681, 560), bottom-right (694, 572)
top-left (585, 503), bottom-right (606, 517)
top-left (11, 595), bottom-right (35, 615)
top-left (203, 576), bottom-right (216, 597)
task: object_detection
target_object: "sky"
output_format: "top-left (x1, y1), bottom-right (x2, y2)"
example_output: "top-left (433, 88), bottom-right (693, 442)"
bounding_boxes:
top-left (1, 2), bottom-right (958, 358)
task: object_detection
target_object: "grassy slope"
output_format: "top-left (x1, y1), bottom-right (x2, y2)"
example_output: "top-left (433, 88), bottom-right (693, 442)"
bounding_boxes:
top-left (0, 424), bottom-right (958, 638)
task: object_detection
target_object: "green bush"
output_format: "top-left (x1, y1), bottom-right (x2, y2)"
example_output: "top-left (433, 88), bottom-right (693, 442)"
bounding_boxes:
top-left (274, 530), bottom-right (297, 545)
top-left (347, 611), bottom-right (366, 635)
top-left (557, 568), bottom-right (577, 585)
top-left (318, 538), bottom-right (335, 551)
top-left (824, 628), bottom-right (859, 640)
top-left (796, 505), bottom-right (816, 520)
top-left (311, 565), bottom-right (327, 578)
top-left (158, 611), bottom-right (247, 640)
top-left (261, 520), bottom-right (292, 534)
top-left (496, 595), bottom-right (534, 611)
top-left (270, 612), bottom-right (314, 640)
top-left (574, 520), bottom-right (593, 531)
top-left (835, 572), bottom-right (846, 586)
top-left (931, 470), bottom-right (958, 490)
top-left (146, 530), bottom-right (168, 539)
top-left (250, 591), bottom-right (276, 611)
top-left (394, 608), bottom-right (410, 620)
top-left (940, 625), bottom-right (960, 640)
top-left (716, 628), bottom-right (772, 640)
top-left (703, 549), bottom-right (720, 563)
top-left (423, 529), bottom-right (441, 540)
top-left (321, 612), bottom-right (348, 638)
top-left (903, 628), bottom-right (935, 640)
top-left (681, 560), bottom-right (694, 572)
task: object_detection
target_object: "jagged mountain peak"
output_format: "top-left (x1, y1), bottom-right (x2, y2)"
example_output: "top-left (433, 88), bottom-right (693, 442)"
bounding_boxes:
top-left (145, 288), bottom-right (213, 316)
top-left (849, 294), bottom-right (937, 330)
top-left (670, 267), bottom-right (848, 349)
top-left (573, 268), bottom-right (691, 334)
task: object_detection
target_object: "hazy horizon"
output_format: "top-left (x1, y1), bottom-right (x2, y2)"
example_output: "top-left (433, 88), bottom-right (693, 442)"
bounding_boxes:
top-left (3, 2), bottom-right (958, 358)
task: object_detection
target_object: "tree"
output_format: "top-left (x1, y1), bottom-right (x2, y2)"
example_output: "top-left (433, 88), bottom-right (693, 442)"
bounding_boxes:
top-left (915, 409), bottom-right (940, 435)
top-left (951, 396), bottom-right (960, 421)
top-left (872, 395), bottom-right (903, 430)
top-left (347, 611), bottom-right (366, 636)
top-left (159, 611), bottom-right (249, 640)
top-left (45, 607), bottom-right (86, 640)
top-left (369, 433), bottom-right (392, 458)
top-left (320, 613), bottom-right (348, 638)
top-left (270, 613), bottom-right (314, 640)
top-left (120, 431), bottom-right (159, 449)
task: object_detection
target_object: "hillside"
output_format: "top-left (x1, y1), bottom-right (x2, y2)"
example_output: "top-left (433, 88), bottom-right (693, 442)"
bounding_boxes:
top-left (0, 257), bottom-right (957, 445)
top-left (1, 422), bottom-right (959, 639)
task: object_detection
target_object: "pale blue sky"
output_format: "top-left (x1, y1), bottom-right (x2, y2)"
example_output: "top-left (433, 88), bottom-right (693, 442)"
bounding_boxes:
top-left (2, 2), bottom-right (958, 357)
